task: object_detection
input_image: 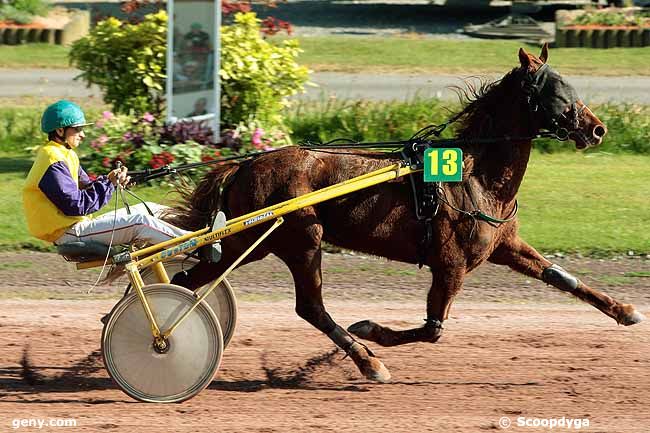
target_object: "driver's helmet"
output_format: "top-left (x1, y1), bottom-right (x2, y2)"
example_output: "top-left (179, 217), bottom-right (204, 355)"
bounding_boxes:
top-left (41, 100), bottom-right (93, 133)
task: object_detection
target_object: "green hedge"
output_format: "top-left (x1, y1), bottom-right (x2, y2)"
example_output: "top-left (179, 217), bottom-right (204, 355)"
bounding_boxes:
top-left (284, 99), bottom-right (650, 154)
top-left (2, 100), bottom-right (650, 155)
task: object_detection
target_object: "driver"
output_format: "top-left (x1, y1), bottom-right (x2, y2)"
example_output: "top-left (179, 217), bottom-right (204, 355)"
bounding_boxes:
top-left (23, 100), bottom-right (191, 249)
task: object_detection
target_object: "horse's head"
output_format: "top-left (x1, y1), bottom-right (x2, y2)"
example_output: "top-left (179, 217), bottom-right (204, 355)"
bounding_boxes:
top-left (518, 44), bottom-right (606, 149)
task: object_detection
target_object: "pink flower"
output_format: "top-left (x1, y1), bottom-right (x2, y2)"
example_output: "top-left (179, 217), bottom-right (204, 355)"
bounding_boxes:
top-left (122, 131), bottom-right (133, 142)
top-left (252, 127), bottom-right (264, 147)
top-left (95, 120), bottom-right (104, 128)
top-left (98, 134), bottom-right (109, 144)
top-left (102, 111), bottom-right (114, 119)
top-left (142, 112), bottom-right (155, 123)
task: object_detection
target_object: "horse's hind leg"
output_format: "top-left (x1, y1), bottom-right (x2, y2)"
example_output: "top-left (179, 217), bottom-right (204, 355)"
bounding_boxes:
top-left (274, 214), bottom-right (391, 382)
top-left (489, 234), bottom-right (645, 326)
top-left (348, 266), bottom-right (465, 346)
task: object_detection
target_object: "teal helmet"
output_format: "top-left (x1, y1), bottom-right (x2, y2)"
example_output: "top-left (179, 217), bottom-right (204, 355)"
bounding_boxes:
top-left (41, 100), bottom-right (93, 133)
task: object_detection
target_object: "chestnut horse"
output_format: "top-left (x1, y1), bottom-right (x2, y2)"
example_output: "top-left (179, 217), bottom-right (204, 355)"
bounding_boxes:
top-left (166, 45), bottom-right (644, 382)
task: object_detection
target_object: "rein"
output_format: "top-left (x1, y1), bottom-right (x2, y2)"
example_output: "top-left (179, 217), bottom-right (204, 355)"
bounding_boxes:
top-left (128, 129), bottom-right (565, 185)
top-left (126, 126), bottom-right (566, 231)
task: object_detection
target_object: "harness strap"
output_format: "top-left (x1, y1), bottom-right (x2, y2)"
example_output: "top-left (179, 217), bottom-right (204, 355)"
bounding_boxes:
top-left (473, 200), bottom-right (518, 224)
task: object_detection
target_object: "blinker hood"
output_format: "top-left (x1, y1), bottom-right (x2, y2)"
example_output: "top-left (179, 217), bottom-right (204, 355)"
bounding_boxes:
top-left (523, 63), bottom-right (579, 129)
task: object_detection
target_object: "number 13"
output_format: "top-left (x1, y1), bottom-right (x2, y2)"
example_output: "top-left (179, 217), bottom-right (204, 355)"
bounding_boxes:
top-left (428, 149), bottom-right (459, 176)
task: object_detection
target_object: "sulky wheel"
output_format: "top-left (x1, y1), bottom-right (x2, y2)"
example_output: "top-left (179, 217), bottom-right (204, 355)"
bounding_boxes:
top-left (102, 284), bottom-right (223, 403)
top-left (140, 257), bottom-right (238, 347)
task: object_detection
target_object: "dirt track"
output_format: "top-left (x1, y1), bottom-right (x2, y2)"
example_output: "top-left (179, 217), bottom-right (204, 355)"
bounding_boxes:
top-left (0, 252), bottom-right (649, 432)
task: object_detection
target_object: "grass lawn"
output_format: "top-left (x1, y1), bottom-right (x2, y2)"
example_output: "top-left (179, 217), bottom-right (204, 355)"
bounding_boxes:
top-left (518, 152), bottom-right (650, 255)
top-left (2, 38), bottom-right (650, 76)
top-left (293, 37), bottom-right (650, 76)
top-left (0, 44), bottom-right (70, 69)
top-left (2, 151), bottom-right (648, 255)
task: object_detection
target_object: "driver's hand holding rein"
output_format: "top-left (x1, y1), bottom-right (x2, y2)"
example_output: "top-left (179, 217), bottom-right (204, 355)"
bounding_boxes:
top-left (107, 165), bottom-right (131, 188)
top-left (23, 100), bottom-right (190, 248)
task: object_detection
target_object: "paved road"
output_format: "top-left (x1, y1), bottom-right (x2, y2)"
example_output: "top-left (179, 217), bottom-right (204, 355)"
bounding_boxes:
top-left (1, 68), bottom-right (649, 104)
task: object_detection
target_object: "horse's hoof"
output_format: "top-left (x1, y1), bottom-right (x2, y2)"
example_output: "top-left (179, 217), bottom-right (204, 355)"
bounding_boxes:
top-left (347, 320), bottom-right (379, 341)
top-left (364, 357), bottom-right (391, 383)
top-left (619, 310), bottom-right (645, 326)
top-left (347, 342), bottom-right (391, 383)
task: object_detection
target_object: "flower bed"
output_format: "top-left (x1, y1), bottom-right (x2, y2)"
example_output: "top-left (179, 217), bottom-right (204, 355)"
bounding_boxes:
top-left (555, 8), bottom-right (650, 48)
top-left (79, 111), bottom-right (292, 179)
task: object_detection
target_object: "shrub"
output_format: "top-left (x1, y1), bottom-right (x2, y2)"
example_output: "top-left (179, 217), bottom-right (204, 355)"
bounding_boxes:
top-left (220, 12), bottom-right (308, 127)
top-left (69, 11), bottom-right (167, 115)
top-left (69, 11), bottom-right (308, 127)
top-left (285, 99), bottom-right (650, 155)
top-left (0, 107), bottom-right (49, 153)
top-left (286, 97), bottom-right (456, 144)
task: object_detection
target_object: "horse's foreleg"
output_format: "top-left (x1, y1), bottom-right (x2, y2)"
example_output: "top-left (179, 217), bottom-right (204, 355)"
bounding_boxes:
top-left (348, 266), bottom-right (465, 346)
top-left (489, 235), bottom-right (645, 326)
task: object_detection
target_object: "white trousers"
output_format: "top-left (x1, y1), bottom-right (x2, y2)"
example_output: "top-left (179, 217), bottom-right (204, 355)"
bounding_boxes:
top-left (55, 202), bottom-right (190, 247)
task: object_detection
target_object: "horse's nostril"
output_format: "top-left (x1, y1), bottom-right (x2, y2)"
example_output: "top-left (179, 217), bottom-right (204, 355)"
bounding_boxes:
top-left (593, 125), bottom-right (607, 139)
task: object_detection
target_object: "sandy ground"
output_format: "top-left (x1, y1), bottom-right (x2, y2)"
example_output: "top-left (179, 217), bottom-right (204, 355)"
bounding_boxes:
top-left (0, 252), bottom-right (649, 432)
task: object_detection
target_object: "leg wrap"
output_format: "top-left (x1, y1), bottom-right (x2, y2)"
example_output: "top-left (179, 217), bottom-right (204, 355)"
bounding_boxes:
top-left (423, 318), bottom-right (444, 329)
top-left (542, 264), bottom-right (578, 293)
top-left (423, 318), bottom-right (444, 342)
top-left (327, 325), bottom-right (356, 350)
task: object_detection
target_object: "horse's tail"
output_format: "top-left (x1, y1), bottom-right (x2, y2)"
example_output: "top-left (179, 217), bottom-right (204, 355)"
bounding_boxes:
top-left (163, 162), bottom-right (241, 231)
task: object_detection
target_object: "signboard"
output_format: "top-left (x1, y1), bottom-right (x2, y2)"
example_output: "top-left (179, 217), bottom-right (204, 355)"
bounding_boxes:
top-left (424, 148), bottom-right (463, 182)
top-left (166, 0), bottom-right (221, 136)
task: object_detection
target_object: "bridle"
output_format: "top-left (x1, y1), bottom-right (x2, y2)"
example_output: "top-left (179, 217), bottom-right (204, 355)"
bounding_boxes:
top-left (521, 62), bottom-right (587, 141)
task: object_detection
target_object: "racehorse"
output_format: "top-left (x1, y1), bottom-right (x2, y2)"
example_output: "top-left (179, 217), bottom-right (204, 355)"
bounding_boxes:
top-left (165, 45), bottom-right (645, 382)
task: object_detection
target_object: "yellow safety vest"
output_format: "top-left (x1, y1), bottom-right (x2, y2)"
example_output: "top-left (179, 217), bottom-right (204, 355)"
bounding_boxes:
top-left (23, 141), bottom-right (89, 242)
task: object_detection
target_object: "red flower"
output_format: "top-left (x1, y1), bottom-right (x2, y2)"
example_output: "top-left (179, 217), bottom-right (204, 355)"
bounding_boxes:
top-left (201, 155), bottom-right (214, 162)
top-left (261, 17), bottom-right (293, 36)
top-left (149, 157), bottom-right (164, 169)
top-left (222, 0), bottom-right (251, 15)
top-left (150, 152), bottom-right (175, 169)
top-left (102, 157), bottom-right (112, 168)
top-left (160, 151), bottom-right (175, 164)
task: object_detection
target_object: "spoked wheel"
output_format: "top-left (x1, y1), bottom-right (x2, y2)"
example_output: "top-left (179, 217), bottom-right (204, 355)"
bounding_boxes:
top-left (140, 257), bottom-right (238, 347)
top-left (102, 284), bottom-right (223, 403)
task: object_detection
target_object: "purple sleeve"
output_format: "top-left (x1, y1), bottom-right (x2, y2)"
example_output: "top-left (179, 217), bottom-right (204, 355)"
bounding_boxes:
top-left (78, 166), bottom-right (91, 188)
top-left (38, 161), bottom-right (115, 216)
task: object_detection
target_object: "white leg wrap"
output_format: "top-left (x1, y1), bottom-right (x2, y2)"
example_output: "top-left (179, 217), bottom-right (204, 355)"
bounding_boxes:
top-left (542, 264), bottom-right (579, 293)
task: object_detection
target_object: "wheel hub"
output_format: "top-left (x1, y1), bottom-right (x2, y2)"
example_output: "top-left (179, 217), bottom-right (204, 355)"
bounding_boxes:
top-left (153, 336), bottom-right (170, 354)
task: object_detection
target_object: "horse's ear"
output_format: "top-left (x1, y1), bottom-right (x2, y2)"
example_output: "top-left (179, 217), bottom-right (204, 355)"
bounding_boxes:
top-left (518, 48), bottom-right (531, 68)
top-left (539, 43), bottom-right (549, 63)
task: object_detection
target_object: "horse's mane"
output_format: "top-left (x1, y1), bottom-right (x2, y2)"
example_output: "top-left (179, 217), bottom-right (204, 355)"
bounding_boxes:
top-left (451, 68), bottom-right (523, 139)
